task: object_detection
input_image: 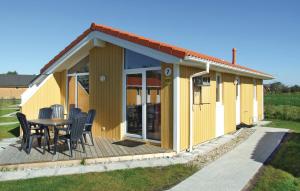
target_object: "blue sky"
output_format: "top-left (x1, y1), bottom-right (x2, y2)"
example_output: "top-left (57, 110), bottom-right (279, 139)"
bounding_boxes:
top-left (0, 0), bottom-right (299, 85)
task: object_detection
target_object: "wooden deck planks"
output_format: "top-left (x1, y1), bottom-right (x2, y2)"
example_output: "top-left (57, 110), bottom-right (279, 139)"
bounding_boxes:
top-left (0, 137), bottom-right (169, 166)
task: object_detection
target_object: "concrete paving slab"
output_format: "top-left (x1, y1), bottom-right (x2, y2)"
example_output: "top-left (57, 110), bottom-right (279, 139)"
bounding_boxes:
top-left (169, 127), bottom-right (289, 191)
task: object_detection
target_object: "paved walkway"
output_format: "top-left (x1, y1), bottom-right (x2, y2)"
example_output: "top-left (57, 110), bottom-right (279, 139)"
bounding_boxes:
top-left (169, 126), bottom-right (289, 191)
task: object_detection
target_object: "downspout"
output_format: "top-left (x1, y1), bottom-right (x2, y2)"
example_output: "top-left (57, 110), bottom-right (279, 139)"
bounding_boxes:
top-left (188, 62), bottom-right (210, 151)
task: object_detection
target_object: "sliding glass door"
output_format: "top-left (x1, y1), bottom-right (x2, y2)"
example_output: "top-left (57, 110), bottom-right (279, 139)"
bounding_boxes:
top-left (125, 69), bottom-right (161, 141)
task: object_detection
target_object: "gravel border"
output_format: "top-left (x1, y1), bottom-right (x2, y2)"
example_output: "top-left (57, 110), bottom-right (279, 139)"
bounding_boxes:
top-left (191, 128), bottom-right (256, 168)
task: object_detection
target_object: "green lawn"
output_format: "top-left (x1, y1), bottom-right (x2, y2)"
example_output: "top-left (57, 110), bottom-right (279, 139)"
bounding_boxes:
top-left (265, 92), bottom-right (300, 107)
top-left (0, 164), bottom-right (197, 191)
top-left (0, 124), bottom-right (19, 139)
top-left (264, 93), bottom-right (300, 121)
top-left (0, 99), bottom-right (20, 139)
top-left (253, 120), bottom-right (300, 191)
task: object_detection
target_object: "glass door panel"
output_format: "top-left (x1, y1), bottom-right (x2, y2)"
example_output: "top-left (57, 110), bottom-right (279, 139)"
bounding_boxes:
top-left (146, 70), bottom-right (161, 141)
top-left (126, 73), bottom-right (143, 136)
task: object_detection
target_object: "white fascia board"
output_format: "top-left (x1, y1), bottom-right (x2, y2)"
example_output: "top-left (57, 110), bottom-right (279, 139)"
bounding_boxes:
top-left (92, 31), bottom-right (182, 64)
top-left (184, 56), bottom-right (274, 80)
top-left (31, 33), bottom-right (94, 86)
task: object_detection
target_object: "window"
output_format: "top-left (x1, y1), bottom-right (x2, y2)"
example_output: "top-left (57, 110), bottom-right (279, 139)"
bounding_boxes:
top-left (124, 49), bottom-right (161, 69)
top-left (216, 74), bottom-right (222, 103)
top-left (68, 56), bottom-right (89, 74)
top-left (235, 78), bottom-right (239, 99)
top-left (67, 57), bottom-right (89, 112)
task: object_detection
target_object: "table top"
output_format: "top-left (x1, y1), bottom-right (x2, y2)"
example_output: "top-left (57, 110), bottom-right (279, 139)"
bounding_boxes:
top-left (28, 119), bottom-right (71, 126)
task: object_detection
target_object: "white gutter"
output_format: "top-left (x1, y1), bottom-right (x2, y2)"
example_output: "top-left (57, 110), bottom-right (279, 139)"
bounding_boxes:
top-left (184, 56), bottom-right (273, 80)
top-left (188, 62), bottom-right (210, 151)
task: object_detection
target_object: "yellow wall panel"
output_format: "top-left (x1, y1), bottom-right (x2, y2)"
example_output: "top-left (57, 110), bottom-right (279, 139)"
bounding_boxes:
top-left (179, 66), bottom-right (216, 151)
top-left (21, 73), bottom-right (63, 119)
top-left (223, 73), bottom-right (236, 134)
top-left (161, 63), bottom-right (173, 149)
top-left (240, 77), bottom-right (254, 125)
top-left (89, 44), bottom-right (123, 139)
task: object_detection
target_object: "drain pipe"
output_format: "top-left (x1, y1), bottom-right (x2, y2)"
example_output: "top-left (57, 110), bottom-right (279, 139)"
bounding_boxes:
top-left (188, 62), bottom-right (210, 151)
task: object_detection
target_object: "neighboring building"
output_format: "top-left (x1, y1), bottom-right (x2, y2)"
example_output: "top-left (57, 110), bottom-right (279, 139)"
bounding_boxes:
top-left (0, 74), bottom-right (36, 99)
top-left (21, 23), bottom-right (273, 152)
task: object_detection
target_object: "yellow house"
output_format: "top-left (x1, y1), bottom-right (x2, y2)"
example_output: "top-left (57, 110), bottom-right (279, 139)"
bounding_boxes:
top-left (21, 23), bottom-right (273, 153)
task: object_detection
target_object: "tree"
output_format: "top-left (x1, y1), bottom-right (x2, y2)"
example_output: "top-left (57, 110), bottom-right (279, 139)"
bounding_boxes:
top-left (6, 71), bottom-right (18, 75)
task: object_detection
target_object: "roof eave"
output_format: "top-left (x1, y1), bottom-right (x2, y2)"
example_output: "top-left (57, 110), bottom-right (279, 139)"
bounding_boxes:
top-left (184, 56), bottom-right (274, 80)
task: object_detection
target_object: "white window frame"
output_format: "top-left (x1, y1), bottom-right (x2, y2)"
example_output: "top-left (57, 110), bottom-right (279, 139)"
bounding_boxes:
top-left (216, 73), bottom-right (223, 104)
top-left (123, 66), bottom-right (161, 141)
top-left (66, 71), bottom-right (89, 112)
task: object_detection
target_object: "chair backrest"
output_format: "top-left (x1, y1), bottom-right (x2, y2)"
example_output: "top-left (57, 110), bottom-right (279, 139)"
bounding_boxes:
top-left (70, 112), bottom-right (87, 140)
top-left (38, 107), bottom-right (53, 119)
top-left (68, 108), bottom-right (81, 121)
top-left (51, 104), bottom-right (64, 119)
top-left (16, 112), bottom-right (30, 139)
top-left (85, 109), bottom-right (96, 131)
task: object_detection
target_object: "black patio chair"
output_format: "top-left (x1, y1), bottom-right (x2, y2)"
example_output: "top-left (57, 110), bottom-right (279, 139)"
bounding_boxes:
top-left (35, 107), bottom-right (53, 145)
top-left (83, 109), bottom-right (96, 145)
top-left (54, 112), bottom-right (87, 157)
top-left (68, 108), bottom-right (81, 121)
top-left (64, 107), bottom-right (81, 133)
top-left (51, 104), bottom-right (64, 119)
top-left (17, 112), bottom-right (49, 154)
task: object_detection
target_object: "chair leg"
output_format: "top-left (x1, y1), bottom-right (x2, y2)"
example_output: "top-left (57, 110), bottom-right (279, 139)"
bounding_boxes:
top-left (42, 136), bottom-right (46, 154)
top-left (27, 137), bottom-right (33, 154)
top-left (43, 129), bottom-right (50, 152)
top-left (83, 134), bottom-right (87, 143)
top-left (89, 132), bottom-right (94, 146)
top-left (80, 138), bottom-right (86, 153)
top-left (67, 140), bottom-right (73, 158)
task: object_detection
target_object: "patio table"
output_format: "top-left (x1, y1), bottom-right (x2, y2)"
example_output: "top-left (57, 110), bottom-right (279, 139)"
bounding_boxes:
top-left (28, 119), bottom-right (72, 155)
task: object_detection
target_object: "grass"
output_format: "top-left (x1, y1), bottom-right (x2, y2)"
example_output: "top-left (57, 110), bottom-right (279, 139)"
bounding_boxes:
top-left (0, 99), bottom-right (20, 107)
top-left (264, 93), bottom-right (300, 122)
top-left (0, 124), bottom-right (19, 139)
top-left (252, 120), bottom-right (300, 191)
top-left (0, 99), bottom-right (20, 139)
top-left (265, 92), bottom-right (300, 107)
top-left (0, 164), bottom-right (197, 191)
top-left (267, 120), bottom-right (300, 132)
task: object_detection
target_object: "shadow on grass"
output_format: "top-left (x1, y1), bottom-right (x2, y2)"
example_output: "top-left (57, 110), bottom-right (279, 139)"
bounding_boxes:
top-left (8, 125), bottom-right (20, 137)
top-left (251, 131), bottom-right (300, 178)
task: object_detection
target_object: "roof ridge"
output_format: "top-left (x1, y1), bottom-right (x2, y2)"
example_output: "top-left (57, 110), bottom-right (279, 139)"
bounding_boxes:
top-left (40, 22), bottom-right (271, 77)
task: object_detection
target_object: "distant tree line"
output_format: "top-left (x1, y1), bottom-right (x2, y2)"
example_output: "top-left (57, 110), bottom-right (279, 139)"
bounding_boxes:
top-left (264, 82), bottom-right (300, 93)
top-left (1, 71), bottom-right (18, 75)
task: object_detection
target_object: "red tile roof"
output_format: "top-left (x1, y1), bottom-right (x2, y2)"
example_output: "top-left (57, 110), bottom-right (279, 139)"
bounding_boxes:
top-left (40, 23), bottom-right (271, 77)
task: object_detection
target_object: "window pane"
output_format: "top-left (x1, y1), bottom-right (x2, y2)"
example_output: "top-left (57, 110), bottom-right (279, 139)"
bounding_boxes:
top-left (77, 75), bottom-right (89, 112)
top-left (216, 76), bottom-right (220, 102)
top-left (126, 74), bottom-right (143, 136)
top-left (68, 56), bottom-right (89, 74)
top-left (68, 76), bottom-right (76, 111)
top-left (125, 49), bottom-right (160, 69)
top-left (146, 70), bottom-right (161, 141)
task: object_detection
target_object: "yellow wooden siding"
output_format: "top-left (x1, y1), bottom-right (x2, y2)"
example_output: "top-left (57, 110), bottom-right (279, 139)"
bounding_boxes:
top-left (21, 73), bottom-right (63, 119)
top-left (240, 77), bottom-right (254, 125)
top-left (179, 66), bottom-right (216, 151)
top-left (223, 73), bottom-right (236, 134)
top-left (160, 63), bottom-right (173, 149)
top-left (257, 79), bottom-right (263, 120)
top-left (89, 44), bottom-right (123, 139)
